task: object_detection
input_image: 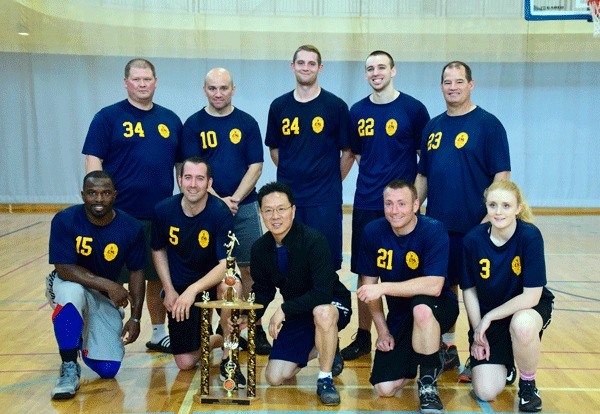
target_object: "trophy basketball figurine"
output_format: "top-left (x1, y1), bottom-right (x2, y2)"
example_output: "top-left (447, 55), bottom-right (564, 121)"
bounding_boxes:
top-left (223, 231), bottom-right (241, 303)
top-left (194, 231), bottom-right (263, 405)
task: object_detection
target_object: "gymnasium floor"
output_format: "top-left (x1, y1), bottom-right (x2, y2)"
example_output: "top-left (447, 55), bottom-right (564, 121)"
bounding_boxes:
top-left (0, 213), bottom-right (599, 413)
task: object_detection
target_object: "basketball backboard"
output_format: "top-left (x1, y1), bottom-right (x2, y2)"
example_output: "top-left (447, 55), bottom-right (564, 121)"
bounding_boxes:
top-left (524, 0), bottom-right (592, 21)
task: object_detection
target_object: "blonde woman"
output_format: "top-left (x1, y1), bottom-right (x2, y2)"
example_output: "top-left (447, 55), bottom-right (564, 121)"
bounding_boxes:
top-left (460, 181), bottom-right (554, 412)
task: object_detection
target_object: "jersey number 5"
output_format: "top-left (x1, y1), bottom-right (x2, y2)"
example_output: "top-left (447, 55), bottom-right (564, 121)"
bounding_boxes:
top-left (169, 226), bottom-right (180, 245)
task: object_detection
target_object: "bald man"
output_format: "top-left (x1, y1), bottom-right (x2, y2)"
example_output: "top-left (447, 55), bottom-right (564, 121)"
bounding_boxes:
top-left (181, 68), bottom-right (270, 355)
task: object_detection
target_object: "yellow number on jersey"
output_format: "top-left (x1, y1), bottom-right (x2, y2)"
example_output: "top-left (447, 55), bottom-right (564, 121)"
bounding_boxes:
top-left (123, 121), bottom-right (145, 138)
top-left (427, 132), bottom-right (442, 150)
top-left (200, 131), bottom-right (218, 149)
top-left (282, 117), bottom-right (300, 136)
top-left (357, 118), bottom-right (375, 137)
top-left (376, 248), bottom-right (393, 270)
top-left (75, 236), bottom-right (93, 256)
top-left (169, 226), bottom-right (179, 245)
top-left (479, 258), bottom-right (491, 279)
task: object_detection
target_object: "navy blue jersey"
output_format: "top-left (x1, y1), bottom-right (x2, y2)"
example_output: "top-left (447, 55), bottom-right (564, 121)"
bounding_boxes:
top-left (356, 215), bottom-right (451, 335)
top-left (82, 99), bottom-right (183, 219)
top-left (417, 106), bottom-right (510, 233)
top-left (49, 205), bottom-right (146, 282)
top-left (151, 193), bottom-right (233, 287)
top-left (461, 220), bottom-right (554, 316)
top-left (265, 89), bottom-right (351, 207)
top-left (181, 107), bottom-right (264, 205)
top-left (350, 93), bottom-right (430, 210)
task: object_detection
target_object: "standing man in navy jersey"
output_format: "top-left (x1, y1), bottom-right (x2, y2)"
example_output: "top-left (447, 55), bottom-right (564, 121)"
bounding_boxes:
top-left (181, 68), bottom-right (270, 355)
top-left (415, 61), bottom-right (511, 378)
top-left (82, 58), bottom-right (183, 354)
top-left (46, 171), bottom-right (146, 400)
top-left (265, 44), bottom-right (354, 273)
top-left (341, 50), bottom-right (430, 362)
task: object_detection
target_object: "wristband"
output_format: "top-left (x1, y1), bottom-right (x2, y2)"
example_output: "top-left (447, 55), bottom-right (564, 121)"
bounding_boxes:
top-left (129, 317), bottom-right (141, 323)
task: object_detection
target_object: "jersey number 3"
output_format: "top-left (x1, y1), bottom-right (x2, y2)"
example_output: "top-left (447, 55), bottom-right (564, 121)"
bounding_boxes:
top-left (479, 258), bottom-right (491, 279)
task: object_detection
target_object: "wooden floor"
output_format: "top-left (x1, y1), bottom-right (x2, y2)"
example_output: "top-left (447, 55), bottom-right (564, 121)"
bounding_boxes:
top-left (1, 213), bottom-right (599, 413)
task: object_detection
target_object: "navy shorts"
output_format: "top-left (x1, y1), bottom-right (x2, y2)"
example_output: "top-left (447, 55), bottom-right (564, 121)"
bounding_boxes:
top-left (350, 208), bottom-right (385, 273)
top-left (469, 293), bottom-right (554, 369)
top-left (231, 201), bottom-right (263, 266)
top-left (118, 219), bottom-right (157, 282)
top-left (447, 231), bottom-right (466, 286)
top-left (294, 204), bottom-right (343, 271)
top-left (269, 298), bottom-right (352, 367)
top-left (370, 293), bottom-right (459, 385)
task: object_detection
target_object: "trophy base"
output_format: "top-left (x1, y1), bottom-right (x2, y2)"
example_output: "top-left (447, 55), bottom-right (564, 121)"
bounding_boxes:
top-left (195, 394), bottom-right (258, 405)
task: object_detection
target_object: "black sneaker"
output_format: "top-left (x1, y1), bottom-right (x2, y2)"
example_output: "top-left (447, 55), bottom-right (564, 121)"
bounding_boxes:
top-left (332, 338), bottom-right (344, 377)
top-left (418, 382), bottom-right (444, 414)
top-left (238, 335), bottom-right (248, 351)
top-left (340, 329), bottom-right (371, 361)
top-left (518, 379), bottom-right (542, 412)
top-left (440, 342), bottom-right (460, 371)
top-left (219, 357), bottom-right (246, 389)
top-left (316, 376), bottom-right (340, 405)
top-left (458, 357), bottom-right (472, 383)
top-left (506, 365), bottom-right (517, 385)
top-left (146, 336), bottom-right (172, 354)
top-left (255, 327), bottom-right (272, 355)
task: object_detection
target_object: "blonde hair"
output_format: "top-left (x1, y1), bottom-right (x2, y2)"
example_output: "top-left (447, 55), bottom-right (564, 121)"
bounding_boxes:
top-left (484, 181), bottom-right (534, 223)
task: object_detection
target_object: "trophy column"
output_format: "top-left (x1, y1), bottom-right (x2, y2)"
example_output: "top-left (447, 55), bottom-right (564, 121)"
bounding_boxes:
top-left (194, 298), bottom-right (264, 405)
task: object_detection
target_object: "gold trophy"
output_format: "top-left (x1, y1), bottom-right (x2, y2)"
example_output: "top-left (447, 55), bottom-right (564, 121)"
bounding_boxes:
top-left (194, 231), bottom-right (263, 405)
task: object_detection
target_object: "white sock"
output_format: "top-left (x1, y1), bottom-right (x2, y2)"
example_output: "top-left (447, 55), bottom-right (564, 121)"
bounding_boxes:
top-left (442, 332), bottom-right (455, 344)
top-left (318, 371), bottom-right (332, 380)
top-left (151, 324), bottom-right (167, 343)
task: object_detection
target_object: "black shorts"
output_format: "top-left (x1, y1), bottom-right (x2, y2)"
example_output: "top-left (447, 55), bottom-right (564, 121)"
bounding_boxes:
top-left (118, 219), bottom-right (159, 282)
top-left (469, 293), bottom-right (554, 369)
top-left (350, 209), bottom-right (385, 273)
top-left (370, 293), bottom-right (459, 385)
top-left (168, 286), bottom-right (217, 355)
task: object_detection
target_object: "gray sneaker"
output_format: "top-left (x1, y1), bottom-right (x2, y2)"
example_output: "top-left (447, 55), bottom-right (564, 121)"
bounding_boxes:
top-left (51, 361), bottom-right (81, 400)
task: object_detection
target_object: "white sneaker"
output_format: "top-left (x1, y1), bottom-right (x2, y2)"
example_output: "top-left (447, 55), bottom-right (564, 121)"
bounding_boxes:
top-left (51, 361), bottom-right (81, 400)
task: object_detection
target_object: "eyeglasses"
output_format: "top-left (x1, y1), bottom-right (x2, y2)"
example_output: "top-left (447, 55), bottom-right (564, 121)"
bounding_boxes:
top-left (261, 205), bottom-right (292, 218)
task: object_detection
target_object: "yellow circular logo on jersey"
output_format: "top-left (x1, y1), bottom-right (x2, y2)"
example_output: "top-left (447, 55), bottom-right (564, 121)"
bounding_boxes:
top-left (104, 243), bottom-right (118, 261)
top-left (455, 132), bottom-right (468, 149)
top-left (386, 119), bottom-right (397, 136)
top-left (229, 128), bottom-right (242, 144)
top-left (405, 251), bottom-right (419, 270)
top-left (512, 256), bottom-right (522, 276)
top-left (158, 124), bottom-right (170, 138)
top-left (198, 230), bottom-right (210, 248)
top-left (312, 117), bottom-right (324, 134)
